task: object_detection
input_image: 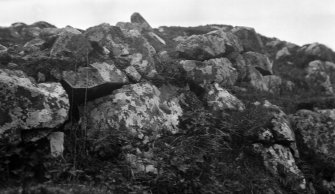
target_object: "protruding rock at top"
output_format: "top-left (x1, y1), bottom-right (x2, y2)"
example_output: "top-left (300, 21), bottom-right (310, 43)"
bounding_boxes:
top-left (297, 43), bottom-right (335, 66)
top-left (50, 26), bottom-right (92, 61)
top-left (176, 30), bottom-right (243, 61)
top-left (130, 12), bottom-right (152, 31)
top-left (62, 62), bottom-right (129, 104)
top-left (232, 26), bottom-right (264, 53)
top-left (0, 69), bottom-right (69, 143)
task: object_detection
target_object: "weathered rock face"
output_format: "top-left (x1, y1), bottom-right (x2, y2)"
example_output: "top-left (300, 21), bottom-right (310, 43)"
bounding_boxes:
top-left (297, 43), bottom-right (335, 65)
top-left (231, 26), bottom-right (264, 53)
top-left (85, 23), bottom-right (157, 78)
top-left (243, 51), bottom-right (273, 75)
top-left (180, 57), bottom-right (238, 87)
top-left (50, 26), bottom-right (92, 61)
top-left (0, 69), bottom-right (69, 143)
top-left (176, 30), bottom-right (243, 60)
top-left (62, 62), bottom-right (128, 103)
top-left (82, 82), bottom-right (182, 135)
top-left (290, 109), bottom-right (335, 162)
top-left (305, 60), bottom-right (335, 94)
top-left (84, 23), bottom-right (129, 57)
top-left (204, 83), bottom-right (245, 112)
top-left (81, 82), bottom-right (182, 173)
top-left (252, 143), bottom-right (306, 191)
top-left (246, 100), bottom-right (303, 188)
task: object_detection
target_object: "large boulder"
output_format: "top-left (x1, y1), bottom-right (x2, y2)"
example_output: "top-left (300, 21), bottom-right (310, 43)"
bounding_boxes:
top-left (231, 26), bottom-right (264, 53)
top-left (81, 82), bottom-right (183, 173)
top-left (176, 29), bottom-right (243, 60)
top-left (180, 57), bottom-right (238, 88)
top-left (0, 69), bottom-right (69, 143)
top-left (50, 26), bottom-right (92, 61)
top-left (62, 62), bottom-right (129, 103)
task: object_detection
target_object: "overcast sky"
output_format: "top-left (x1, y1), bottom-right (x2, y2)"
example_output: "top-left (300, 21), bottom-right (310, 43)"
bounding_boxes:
top-left (0, 0), bottom-right (334, 49)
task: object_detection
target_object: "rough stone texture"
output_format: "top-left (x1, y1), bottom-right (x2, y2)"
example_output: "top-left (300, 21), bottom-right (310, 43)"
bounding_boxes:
top-left (63, 62), bottom-right (128, 88)
top-left (231, 54), bottom-right (248, 81)
top-left (180, 57), bottom-right (238, 87)
top-left (262, 75), bottom-right (283, 94)
top-left (204, 83), bottom-right (245, 112)
top-left (82, 82), bottom-right (182, 135)
top-left (81, 82), bottom-right (183, 173)
top-left (62, 62), bottom-right (129, 103)
top-left (246, 66), bottom-right (284, 94)
top-left (0, 69), bottom-right (69, 143)
top-left (290, 109), bottom-right (335, 162)
top-left (252, 143), bottom-right (306, 191)
top-left (243, 51), bottom-right (273, 75)
top-left (231, 26), bottom-right (264, 53)
top-left (85, 23), bottom-right (158, 78)
top-left (305, 60), bottom-right (335, 94)
top-left (124, 65), bottom-right (142, 82)
top-left (297, 43), bottom-right (335, 65)
top-left (176, 29), bottom-right (243, 60)
top-left (84, 23), bottom-right (129, 57)
top-left (50, 26), bottom-right (92, 61)
top-left (130, 12), bottom-right (152, 31)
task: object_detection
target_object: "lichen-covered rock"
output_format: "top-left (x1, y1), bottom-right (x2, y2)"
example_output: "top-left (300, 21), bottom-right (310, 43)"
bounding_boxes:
top-left (62, 62), bottom-right (129, 103)
top-left (0, 69), bottom-right (69, 143)
top-left (231, 26), bottom-right (264, 53)
top-left (180, 57), bottom-right (238, 87)
top-left (84, 23), bottom-right (129, 57)
top-left (290, 109), bottom-right (335, 162)
top-left (305, 60), bottom-right (335, 94)
top-left (85, 23), bottom-right (158, 78)
top-left (252, 143), bottom-right (306, 191)
top-left (83, 82), bottom-right (182, 135)
top-left (243, 51), bottom-right (273, 75)
top-left (205, 83), bottom-right (245, 112)
top-left (81, 82), bottom-right (183, 173)
top-left (50, 26), bottom-right (92, 61)
top-left (176, 29), bottom-right (243, 60)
